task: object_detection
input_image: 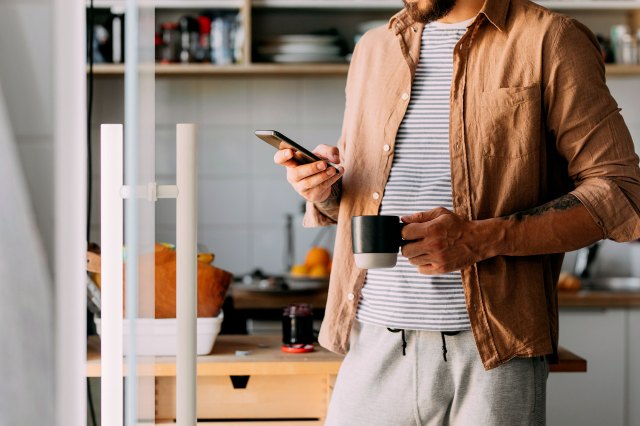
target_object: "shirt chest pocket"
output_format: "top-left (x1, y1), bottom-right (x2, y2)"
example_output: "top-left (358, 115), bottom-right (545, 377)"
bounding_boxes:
top-left (479, 84), bottom-right (541, 159)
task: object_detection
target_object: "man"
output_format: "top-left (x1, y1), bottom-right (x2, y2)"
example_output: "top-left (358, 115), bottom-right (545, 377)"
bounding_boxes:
top-left (274, 0), bottom-right (640, 424)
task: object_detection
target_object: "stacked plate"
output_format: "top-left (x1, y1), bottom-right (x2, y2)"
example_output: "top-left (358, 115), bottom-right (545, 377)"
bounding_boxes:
top-left (257, 34), bottom-right (345, 63)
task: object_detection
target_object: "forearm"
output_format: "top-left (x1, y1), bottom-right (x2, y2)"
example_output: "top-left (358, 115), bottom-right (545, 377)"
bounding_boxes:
top-left (313, 180), bottom-right (342, 222)
top-left (478, 194), bottom-right (604, 258)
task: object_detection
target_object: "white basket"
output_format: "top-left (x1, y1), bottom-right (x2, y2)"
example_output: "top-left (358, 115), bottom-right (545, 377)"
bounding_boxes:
top-left (94, 311), bottom-right (224, 356)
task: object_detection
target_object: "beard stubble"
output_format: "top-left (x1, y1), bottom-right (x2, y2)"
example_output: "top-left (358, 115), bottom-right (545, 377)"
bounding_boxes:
top-left (403, 0), bottom-right (458, 23)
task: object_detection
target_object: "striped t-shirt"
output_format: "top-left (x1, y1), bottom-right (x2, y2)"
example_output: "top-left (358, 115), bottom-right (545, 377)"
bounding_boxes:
top-left (356, 18), bottom-right (474, 332)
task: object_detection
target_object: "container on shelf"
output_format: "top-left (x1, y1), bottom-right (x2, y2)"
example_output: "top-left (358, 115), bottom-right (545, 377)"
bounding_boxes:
top-left (94, 310), bottom-right (224, 356)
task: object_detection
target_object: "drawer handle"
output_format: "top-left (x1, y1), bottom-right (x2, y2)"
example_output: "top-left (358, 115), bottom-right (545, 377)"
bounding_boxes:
top-left (230, 375), bottom-right (251, 389)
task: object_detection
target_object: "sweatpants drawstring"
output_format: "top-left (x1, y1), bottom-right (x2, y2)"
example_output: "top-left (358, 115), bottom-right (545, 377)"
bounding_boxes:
top-left (441, 332), bottom-right (448, 362)
top-left (387, 328), bottom-right (461, 360)
top-left (440, 331), bottom-right (461, 362)
top-left (387, 328), bottom-right (406, 356)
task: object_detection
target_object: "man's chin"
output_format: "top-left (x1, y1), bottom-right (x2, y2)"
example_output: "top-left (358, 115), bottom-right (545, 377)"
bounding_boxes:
top-left (403, 0), bottom-right (456, 23)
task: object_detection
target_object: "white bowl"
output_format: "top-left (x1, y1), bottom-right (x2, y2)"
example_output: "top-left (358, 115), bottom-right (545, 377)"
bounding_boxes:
top-left (94, 311), bottom-right (223, 356)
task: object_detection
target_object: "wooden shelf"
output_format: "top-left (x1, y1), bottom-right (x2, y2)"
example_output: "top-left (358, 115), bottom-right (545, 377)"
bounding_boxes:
top-left (605, 64), bottom-right (640, 75)
top-left (251, 0), bottom-right (401, 9)
top-left (89, 63), bottom-right (640, 77)
top-left (89, 62), bottom-right (350, 76)
top-left (88, 0), bottom-right (243, 9)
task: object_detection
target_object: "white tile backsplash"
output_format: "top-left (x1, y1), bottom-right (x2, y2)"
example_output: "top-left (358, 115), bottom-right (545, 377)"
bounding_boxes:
top-left (249, 78), bottom-right (301, 126)
top-left (201, 79), bottom-right (249, 126)
top-left (155, 125), bottom-right (177, 175)
top-left (199, 177), bottom-right (251, 226)
top-left (155, 79), bottom-right (202, 125)
top-left (199, 227), bottom-right (252, 275)
top-left (300, 77), bottom-right (346, 125)
top-left (252, 177), bottom-right (305, 226)
top-left (252, 227), bottom-right (288, 275)
top-left (199, 126), bottom-right (251, 177)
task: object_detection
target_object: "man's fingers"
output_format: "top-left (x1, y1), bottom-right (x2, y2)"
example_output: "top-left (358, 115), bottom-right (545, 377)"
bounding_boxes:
top-left (313, 144), bottom-right (341, 164)
top-left (294, 164), bottom-right (341, 192)
top-left (401, 207), bottom-right (451, 224)
top-left (401, 223), bottom-right (434, 243)
top-left (401, 238), bottom-right (424, 259)
top-left (274, 148), bottom-right (297, 166)
top-left (287, 160), bottom-right (333, 184)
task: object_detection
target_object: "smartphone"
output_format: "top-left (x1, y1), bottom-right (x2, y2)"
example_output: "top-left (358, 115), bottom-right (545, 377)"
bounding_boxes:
top-left (255, 130), bottom-right (339, 171)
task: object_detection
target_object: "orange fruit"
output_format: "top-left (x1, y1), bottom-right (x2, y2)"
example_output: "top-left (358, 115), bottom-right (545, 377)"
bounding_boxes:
top-left (305, 246), bottom-right (331, 268)
top-left (290, 264), bottom-right (309, 277)
top-left (308, 264), bottom-right (330, 278)
top-left (197, 253), bottom-right (215, 265)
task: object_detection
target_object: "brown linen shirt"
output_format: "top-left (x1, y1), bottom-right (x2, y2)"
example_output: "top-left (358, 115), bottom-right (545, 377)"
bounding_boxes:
top-left (304, 0), bottom-right (640, 369)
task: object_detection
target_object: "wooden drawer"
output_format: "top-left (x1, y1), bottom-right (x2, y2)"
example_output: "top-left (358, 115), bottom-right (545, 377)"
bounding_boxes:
top-left (156, 374), bottom-right (331, 421)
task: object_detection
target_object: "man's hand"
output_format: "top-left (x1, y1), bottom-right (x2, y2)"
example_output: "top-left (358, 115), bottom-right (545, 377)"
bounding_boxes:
top-left (274, 144), bottom-right (344, 203)
top-left (400, 207), bottom-right (495, 275)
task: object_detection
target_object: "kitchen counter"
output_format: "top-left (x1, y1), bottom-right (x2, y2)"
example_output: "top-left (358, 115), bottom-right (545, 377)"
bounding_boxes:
top-left (231, 285), bottom-right (640, 310)
top-left (231, 285), bottom-right (328, 310)
top-left (558, 290), bottom-right (640, 308)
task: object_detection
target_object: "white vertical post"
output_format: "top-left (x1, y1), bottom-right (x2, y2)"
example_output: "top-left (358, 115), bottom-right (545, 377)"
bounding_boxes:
top-left (101, 124), bottom-right (124, 426)
top-left (54, 0), bottom-right (86, 424)
top-left (176, 123), bottom-right (198, 425)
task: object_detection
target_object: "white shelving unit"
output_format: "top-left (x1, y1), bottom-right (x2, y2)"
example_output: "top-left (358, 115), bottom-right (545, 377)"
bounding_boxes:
top-left (88, 0), bottom-right (640, 9)
top-left (86, 1), bottom-right (640, 75)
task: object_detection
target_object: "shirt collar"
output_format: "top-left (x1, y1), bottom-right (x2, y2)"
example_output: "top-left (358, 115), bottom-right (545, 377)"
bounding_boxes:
top-left (388, 0), bottom-right (510, 34)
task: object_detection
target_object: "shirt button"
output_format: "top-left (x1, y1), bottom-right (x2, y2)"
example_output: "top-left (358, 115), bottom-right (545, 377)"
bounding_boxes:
top-left (347, 292), bottom-right (355, 301)
top-left (383, 144), bottom-right (391, 152)
top-left (372, 192), bottom-right (380, 200)
top-left (455, 143), bottom-right (460, 150)
top-left (401, 93), bottom-right (409, 101)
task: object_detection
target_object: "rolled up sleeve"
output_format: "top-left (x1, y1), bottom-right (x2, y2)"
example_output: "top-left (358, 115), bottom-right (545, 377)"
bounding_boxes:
top-left (544, 18), bottom-right (640, 241)
top-left (303, 199), bottom-right (338, 227)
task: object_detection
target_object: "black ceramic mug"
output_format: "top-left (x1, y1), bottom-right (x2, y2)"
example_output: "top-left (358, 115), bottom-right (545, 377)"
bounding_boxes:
top-left (351, 215), bottom-right (406, 269)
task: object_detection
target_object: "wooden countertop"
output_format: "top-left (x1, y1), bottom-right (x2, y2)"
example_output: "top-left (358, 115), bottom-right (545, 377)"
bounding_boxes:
top-left (87, 334), bottom-right (586, 377)
top-left (558, 290), bottom-right (640, 308)
top-left (231, 286), bottom-right (329, 310)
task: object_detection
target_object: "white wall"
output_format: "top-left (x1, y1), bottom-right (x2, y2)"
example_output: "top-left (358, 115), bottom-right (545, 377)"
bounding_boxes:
top-left (0, 0), bottom-right (55, 425)
top-left (0, 0), bottom-right (55, 266)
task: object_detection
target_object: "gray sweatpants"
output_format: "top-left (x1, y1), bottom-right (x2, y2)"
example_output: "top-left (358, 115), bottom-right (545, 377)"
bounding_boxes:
top-left (325, 321), bottom-right (548, 426)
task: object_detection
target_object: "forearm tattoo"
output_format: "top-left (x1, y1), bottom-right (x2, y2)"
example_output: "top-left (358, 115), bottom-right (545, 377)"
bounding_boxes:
top-left (506, 194), bottom-right (582, 221)
top-left (315, 179), bottom-right (342, 221)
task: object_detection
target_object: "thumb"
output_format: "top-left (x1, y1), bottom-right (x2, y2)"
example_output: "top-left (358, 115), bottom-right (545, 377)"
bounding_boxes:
top-left (401, 207), bottom-right (451, 223)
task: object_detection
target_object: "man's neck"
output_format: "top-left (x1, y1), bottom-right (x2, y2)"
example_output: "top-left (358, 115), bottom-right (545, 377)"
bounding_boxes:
top-left (437, 0), bottom-right (484, 23)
